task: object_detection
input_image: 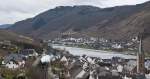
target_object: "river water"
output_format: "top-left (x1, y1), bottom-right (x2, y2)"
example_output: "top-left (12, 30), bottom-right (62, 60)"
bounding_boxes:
top-left (52, 45), bottom-right (136, 59)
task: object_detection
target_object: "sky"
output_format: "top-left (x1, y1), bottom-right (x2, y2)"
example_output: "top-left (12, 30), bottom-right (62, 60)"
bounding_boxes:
top-left (0, 0), bottom-right (149, 25)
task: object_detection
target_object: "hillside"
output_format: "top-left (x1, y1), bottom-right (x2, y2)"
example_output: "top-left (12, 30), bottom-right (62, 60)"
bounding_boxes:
top-left (0, 24), bottom-right (12, 29)
top-left (9, 2), bottom-right (150, 52)
top-left (9, 5), bottom-right (141, 38)
top-left (0, 30), bottom-right (43, 56)
top-left (0, 30), bottom-right (33, 43)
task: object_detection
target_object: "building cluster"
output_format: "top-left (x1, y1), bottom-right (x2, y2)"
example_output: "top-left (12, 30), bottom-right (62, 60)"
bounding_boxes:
top-left (39, 52), bottom-right (150, 79)
top-left (46, 37), bottom-right (137, 52)
top-left (0, 35), bottom-right (149, 79)
top-left (0, 49), bottom-right (38, 69)
top-left (37, 35), bottom-right (148, 79)
top-left (0, 40), bottom-right (18, 52)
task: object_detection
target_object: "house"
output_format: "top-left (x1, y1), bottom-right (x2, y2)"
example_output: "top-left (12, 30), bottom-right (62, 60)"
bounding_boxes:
top-left (111, 56), bottom-right (125, 65)
top-left (145, 74), bottom-right (150, 79)
top-left (2, 54), bottom-right (25, 69)
top-left (40, 54), bottom-right (54, 63)
top-left (112, 44), bottom-right (122, 49)
top-left (145, 60), bottom-right (150, 71)
top-left (19, 49), bottom-right (38, 58)
top-left (122, 75), bottom-right (132, 79)
top-left (60, 56), bottom-right (68, 62)
top-left (2, 40), bottom-right (11, 46)
top-left (0, 40), bottom-right (12, 49)
top-left (97, 68), bottom-right (122, 79)
top-left (89, 71), bottom-right (95, 79)
top-left (117, 64), bottom-right (123, 72)
top-left (124, 60), bottom-right (137, 74)
top-left (60, 56), bottom-right (69, 66)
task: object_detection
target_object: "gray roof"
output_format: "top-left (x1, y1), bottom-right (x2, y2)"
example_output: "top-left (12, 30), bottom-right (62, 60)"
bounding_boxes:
top-left (19, 49), bottom-right (36, 55)
top-left (98, 71), bottom-right (110, 76)
top-left (124, 60), bottom-right (136, 71)
top-left (111, 71), bottom-right (119, 76)
top-left (96, 67), bottom-right (111, 76)
top-left (3, 54), bottom-right (24, 63)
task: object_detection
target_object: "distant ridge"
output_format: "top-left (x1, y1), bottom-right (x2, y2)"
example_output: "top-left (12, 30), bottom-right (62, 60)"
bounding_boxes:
top-left (9, 1), bottom-right (150, 52)
top-left (0, 24), bottom-right (12, 29)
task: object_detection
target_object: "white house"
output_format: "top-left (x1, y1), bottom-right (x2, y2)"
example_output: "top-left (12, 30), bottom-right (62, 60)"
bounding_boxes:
top-left (2, 54), bottom-right (25, 69)
top-left (117, 64), bottom-right (123, 72)
top-left (5, 60), bottom-right (25, 69)
top-left (112, 44), bottom-right (122, 49)
top-left (60, 56), bottom-right (68, 66)
top-left (40, 54), bottom-right (54, 63)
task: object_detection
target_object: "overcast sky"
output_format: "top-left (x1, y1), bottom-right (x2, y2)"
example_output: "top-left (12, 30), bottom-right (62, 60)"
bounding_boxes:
top-left (0, 0), bottom-right (149, 25)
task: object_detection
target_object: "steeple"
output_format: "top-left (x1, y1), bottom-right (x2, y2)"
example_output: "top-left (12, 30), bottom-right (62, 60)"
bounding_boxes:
top-left (137, 33), bottom-right (145, 74)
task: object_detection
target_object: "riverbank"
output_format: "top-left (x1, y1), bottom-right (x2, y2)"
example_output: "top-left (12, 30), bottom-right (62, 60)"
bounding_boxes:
top-left (52, 44), bottom-right (136, 59)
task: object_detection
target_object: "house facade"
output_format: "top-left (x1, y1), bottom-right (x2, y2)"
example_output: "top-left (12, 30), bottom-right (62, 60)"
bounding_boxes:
top-left (2, 54), bottom-right (25, 69)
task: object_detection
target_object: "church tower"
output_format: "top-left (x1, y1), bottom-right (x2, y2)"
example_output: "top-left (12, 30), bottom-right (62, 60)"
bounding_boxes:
top-left (137, 34), bottom-right (145, 74)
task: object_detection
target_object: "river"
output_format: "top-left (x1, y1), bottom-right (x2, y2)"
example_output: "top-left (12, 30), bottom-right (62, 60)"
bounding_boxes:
top-left (52, 45), bottom-right (136, 59)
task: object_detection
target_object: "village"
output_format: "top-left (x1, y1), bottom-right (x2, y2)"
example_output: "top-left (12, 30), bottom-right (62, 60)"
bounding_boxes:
top-left (46, 37), bottom-right (139, 54)
top-left (1, 0), bottom-right (150, 78)
top-left (0, 35), bottom-right (150, 79)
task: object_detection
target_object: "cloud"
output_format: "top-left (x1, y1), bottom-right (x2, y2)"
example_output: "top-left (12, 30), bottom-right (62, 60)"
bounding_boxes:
top-left (0, 0), bottom-right (149, 24)
top-left (0, 0), bottom-right (52, 24)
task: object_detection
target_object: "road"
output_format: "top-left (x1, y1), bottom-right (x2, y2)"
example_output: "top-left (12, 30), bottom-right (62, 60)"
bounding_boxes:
top-left (32, 56), bottom-right (41, 67)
